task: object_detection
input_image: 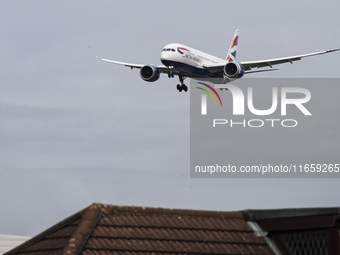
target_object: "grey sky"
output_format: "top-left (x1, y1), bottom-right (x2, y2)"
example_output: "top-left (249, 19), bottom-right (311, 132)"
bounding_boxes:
top-left (1, 0), bottom-right (340, 236)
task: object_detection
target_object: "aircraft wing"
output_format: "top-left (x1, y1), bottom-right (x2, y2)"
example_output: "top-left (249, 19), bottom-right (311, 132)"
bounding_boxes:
top-left (202, 63), bottom-right (226, 74)
top-left (97, 56), bottom-right (173, 73)
top-left (240, 48), bottom-right (340, 71)
top-left (203, 48), bottom-right (340, 73)
top-left (97, 57), bottom-right (144, 69)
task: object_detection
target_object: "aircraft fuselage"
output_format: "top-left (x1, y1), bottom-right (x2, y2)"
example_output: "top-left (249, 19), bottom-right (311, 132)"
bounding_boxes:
top-left (160, 43), bottom-right (226, 78)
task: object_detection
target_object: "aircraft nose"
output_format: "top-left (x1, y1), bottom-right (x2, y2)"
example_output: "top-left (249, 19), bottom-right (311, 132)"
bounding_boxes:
top-left (160, 51), bottom-right (169, 61)
top-left (160, 51), bottom-right (172, 66)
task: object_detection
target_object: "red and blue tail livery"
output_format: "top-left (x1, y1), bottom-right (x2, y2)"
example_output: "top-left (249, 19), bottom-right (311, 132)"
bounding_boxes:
top-left (226, 29), bottom-right (239, 62)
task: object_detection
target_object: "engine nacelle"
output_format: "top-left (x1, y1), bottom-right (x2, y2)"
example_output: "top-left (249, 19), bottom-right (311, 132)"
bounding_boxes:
top-left (140, 65), bottom-right (160, 82)
top-left (224, 62), bottom-right (244, 79)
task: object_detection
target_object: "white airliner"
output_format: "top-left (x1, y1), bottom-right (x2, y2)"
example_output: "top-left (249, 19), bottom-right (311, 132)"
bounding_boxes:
top-left (97, 30), bottom-right (339, 92)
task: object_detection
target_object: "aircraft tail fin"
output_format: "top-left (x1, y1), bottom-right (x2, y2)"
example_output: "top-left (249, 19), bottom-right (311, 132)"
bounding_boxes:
top-left (226, 29), bottom-right (239, 62)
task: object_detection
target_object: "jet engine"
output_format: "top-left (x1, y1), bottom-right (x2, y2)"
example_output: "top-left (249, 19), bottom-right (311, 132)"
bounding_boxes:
top-left (140, 65), bottom-right (160, 82)
top-left (224, 62), bottom-right (244, 79)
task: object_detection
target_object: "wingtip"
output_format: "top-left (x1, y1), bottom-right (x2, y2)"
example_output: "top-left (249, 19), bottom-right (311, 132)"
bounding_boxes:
top-left (327, 48), bottom-right (340, 53)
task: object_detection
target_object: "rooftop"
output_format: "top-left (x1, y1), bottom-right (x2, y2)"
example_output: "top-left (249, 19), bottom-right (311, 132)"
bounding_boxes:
top-left (6, 204), bottom-right (340, 255)
top-left (5, 203), bottom-right (273, 255)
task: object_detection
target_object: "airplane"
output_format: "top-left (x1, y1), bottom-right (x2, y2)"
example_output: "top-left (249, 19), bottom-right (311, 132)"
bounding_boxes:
top-left (97, 30), bottom-right (340, 92)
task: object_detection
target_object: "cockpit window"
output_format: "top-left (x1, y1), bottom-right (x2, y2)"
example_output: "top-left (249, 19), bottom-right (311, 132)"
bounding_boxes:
top-left (162, 48), bottom-right (175, 52)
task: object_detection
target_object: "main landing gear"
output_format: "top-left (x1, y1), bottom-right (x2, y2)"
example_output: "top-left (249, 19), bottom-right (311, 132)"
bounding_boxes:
top-left (176, 76), bottom-right (188, 92)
